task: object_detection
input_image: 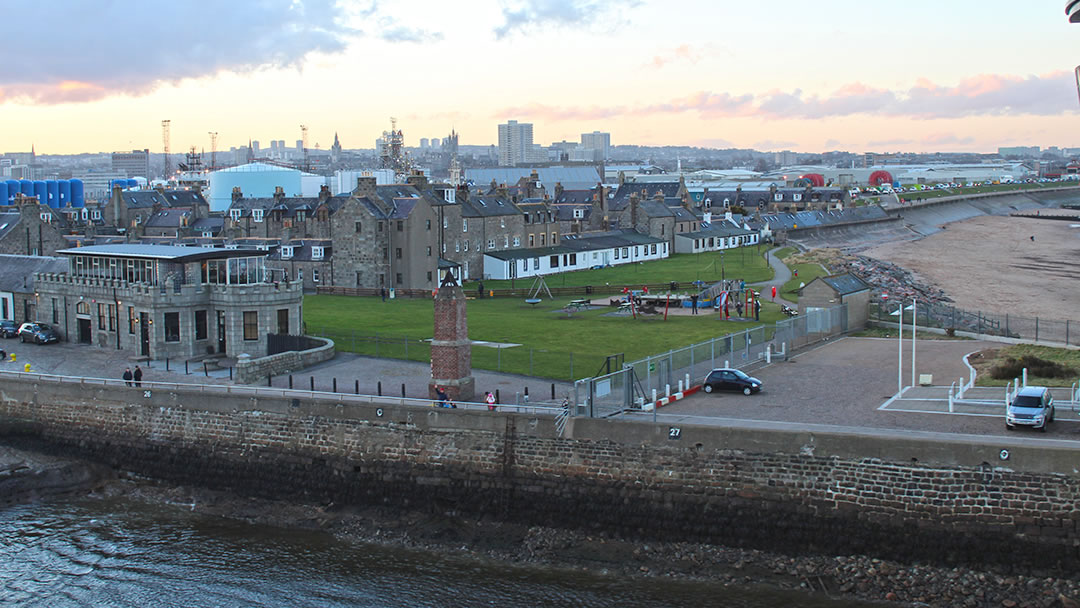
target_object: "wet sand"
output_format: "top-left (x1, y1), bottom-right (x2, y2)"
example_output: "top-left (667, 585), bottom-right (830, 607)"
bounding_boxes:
top-left (865, 216), bottom-right (1080, 320)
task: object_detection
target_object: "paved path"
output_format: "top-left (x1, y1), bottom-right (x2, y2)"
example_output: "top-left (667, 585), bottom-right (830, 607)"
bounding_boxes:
top-left (748, 248), bottom-right (798, 308)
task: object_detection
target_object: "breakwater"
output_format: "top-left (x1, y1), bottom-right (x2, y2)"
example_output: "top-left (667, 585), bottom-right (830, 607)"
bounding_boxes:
top-left (2, 372), bottom-right (1079, 573)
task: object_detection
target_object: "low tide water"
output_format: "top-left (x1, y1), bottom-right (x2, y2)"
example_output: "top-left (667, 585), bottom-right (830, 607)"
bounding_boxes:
top-left (1, 497), bottom-right (881, 607)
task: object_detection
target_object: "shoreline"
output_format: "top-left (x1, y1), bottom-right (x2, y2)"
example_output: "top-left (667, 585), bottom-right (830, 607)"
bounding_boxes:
top-left (4, 443), bottom-right (1079, 608)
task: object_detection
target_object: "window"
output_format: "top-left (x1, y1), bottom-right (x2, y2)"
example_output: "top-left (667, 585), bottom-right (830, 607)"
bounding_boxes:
top-left (128, 307), bottom-right (135, 334)
top-left (229, 208), bottom-right (242, 221)
top-left (355, 221), bottom-right (363, 233)
top-left (243, 311), bottom-right (258, 341)
top-left (455, 241), bottom-right (460, 253)
top-left (194, 310), bottom-right (207, 340)
top-left (395, 247), bottom-right (402, 259)
top-left (622, 247), bottom-right (629, 257)
top-left (528, 234), bottom-right (534, 247)
top-left (356, 271), bottom-right (362, 286)
top-left (164, 312), bottom-right (180, 342)
top-left (252, 209), bottom-right (264, 222)
top-left (91, 210), bottom-right (101, 220)
top-left (108, 304), bottom-right (116, 331)
top-left (98, 303), bottom-right (107, 330)
top-left (651, 244), bottom-right (657, 254)
top-left (533, 258), bottom-right (539, 270)
top-left (443, 217), bottom-right (447, 229)
top-left (277, 309), bottom-right (289, 334)
top-left (426, 219), bottom-right (431, 230)
top-left (524, 213), bottom-right (530, 224)
top-left (202, 231), bottom-right (213, 238)
top-left (661, 224), bottom-right (665, 235)
top-left (395, 272), bottom-right (403, 285)
top-left (503, 236), bottom-right (509, 248)
top-left (513, 237), bottom-right (520, 247)
top-left (377, 221), bottom-right (384, 232)
top-left (573, 208), bottom-right (584, 219)
top-left (487, 239), bottom-right (495, 250)
top-left (550, 255), bottom-right (560, 268)
top-left (427, 271), bottom-right (433, 282)
top-left (397, 221), bottom-right (403, 232)
top-left (312, 246), bottom-right (324, 260)
top-left (296, 211), bottom-right (306, 221)
top-left (569, 253), bottom-right (577, 265)
top-left (462, 219), bottom-right (468, 232)
top-left (281, 246), bottom-right (294, 259)
top-left (551, 232), bottom-right (557, 244)
top-left (463, 240), bottom-right (469, 252)
top-left (51, 298), bottom-right (58, 324)
top-left (500, 218), bottom-right (505, 228)
top-left (426, 246), bottom-right (432, 256)
top-left (614, 248), bottom-right (620, 259)
top-left (540, 233), bottom-right (546, 246)
top-left (312, 269), bottom-right (320, 283)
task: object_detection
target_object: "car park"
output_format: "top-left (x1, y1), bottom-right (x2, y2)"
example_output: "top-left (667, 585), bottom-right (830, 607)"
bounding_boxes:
top-left (0, 320), bottom-right (17, 338)
top-left (18, 322), bottom-right (60, 345)
top-left (1005, 386), bottom-right (1055, 432)
top-left (702, 368), bottom-right (763, 395)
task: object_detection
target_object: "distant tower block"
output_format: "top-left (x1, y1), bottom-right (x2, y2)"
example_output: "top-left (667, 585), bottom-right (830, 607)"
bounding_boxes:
top-left (429, 272), bottom-right (475, 402)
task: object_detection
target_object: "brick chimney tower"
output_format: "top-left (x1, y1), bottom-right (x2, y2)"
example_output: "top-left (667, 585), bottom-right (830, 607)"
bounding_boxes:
top-left (429, 271), bottom-right (475, 402)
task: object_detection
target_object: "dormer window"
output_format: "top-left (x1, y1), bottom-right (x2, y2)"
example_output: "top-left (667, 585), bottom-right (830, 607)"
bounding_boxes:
top-left (91, 210), bottom-right (101, 220)
top-left (793, 193), bottom-right (802, 202)
top-left (252, 209), bottom-right (264, 222)
top-left (444, 189), bottom-right (456, 203)
top-left (281, 246), bottom-right (294, 259)
top-left (573, 208), bottom-right (584, 219)
top-left (40, 212), bottom-right (52, 222)
top-left (226, 244), bottom-right (239, 250)
top-left (202, 231), bottom-right (213, 238)
top-left (229, 208), bottom-right (242, 221)
top-left (312, 246), bottom-right (324, 260)
top-left (296, 211), bottom-right (305, 221)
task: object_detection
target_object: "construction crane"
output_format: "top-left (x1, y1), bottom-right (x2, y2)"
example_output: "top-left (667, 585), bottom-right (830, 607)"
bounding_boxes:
top-left (208, 131), bottom-right (218, 170)
top-left (161, 119), bottom-right (171, 180)
top-left (300, 124), bottom-right (309, 172)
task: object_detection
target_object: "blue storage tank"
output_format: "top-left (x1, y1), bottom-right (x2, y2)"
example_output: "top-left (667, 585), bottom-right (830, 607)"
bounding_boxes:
top-left (111, 179), bottom-right (127, 191)
top-left (126, 178), bottom-right (138, 189)
top-left (33, 181), bottom-right (47, 206)
top-left (0, 182), bottom-right (7, 206)
top-left (70, 179), bottom-right (84, 207)
top-left (46, 180), bottom-right (59, 207)
top-left (19, 180), bottom-right (33, 196)
top-left (5, 180), bottom-right (18, 203)
top-left (58, 179), bottom-right (71, 206)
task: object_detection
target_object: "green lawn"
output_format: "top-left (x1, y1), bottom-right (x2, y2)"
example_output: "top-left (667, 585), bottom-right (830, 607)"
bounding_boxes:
top-left (779, 261), bottom-right (830, 302)
top-left (304, 294), bottom-right (787, 381)
top-left (971, 344), bottom-right (1080, 388)
top-left (482, 247), bottom-right (775, 290)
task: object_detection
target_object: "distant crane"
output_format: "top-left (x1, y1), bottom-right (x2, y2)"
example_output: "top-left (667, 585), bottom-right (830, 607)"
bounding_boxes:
top-left (161, 119), bottom-right (171, 180)
top-left (300, 124), bottom-right (309, 172)
top-left (208, 131), bottom-right (218, 170)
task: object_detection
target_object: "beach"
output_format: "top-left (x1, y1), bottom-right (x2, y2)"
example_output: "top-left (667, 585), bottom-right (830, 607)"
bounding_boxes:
top-left (864, 215), bottom-right (1080, 321)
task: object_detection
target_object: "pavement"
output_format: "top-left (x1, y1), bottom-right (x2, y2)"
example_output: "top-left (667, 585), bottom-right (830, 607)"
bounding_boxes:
top-left (649, 336), bottom-right (1080, 441)
top-left (0, 338), bottom-right (572, 406)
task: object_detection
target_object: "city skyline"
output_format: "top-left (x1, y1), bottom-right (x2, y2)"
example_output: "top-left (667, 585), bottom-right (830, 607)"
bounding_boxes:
top-left (1, 0), bottom-right (1078, 155)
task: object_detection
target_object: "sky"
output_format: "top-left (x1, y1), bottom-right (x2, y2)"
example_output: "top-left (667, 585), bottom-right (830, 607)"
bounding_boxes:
top-left (1, 0), bottom-right (1078, 155)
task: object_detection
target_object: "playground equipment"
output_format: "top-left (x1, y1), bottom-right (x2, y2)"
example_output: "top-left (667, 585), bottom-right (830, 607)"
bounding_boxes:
top-left (526, 276), bottom-right (553, 304)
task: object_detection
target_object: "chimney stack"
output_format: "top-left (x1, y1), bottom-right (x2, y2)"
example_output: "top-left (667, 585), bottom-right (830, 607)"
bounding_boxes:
top-left (355, 177), bottom-right (377, 199)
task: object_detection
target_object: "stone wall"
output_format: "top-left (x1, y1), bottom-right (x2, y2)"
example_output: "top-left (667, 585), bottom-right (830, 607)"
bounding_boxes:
top-left (2, 373), bottom-right (1079, 571)
top-left (234, 336), bottom-right (335, 384)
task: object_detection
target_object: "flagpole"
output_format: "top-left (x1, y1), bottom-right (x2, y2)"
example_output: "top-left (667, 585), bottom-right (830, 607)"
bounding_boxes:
top-left (911, 298), bottom-right (917, 388)
top-left (897, 300), bottom-right (903, 393)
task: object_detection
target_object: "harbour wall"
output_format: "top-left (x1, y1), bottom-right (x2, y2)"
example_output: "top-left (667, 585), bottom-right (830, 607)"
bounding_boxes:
top-left (2, 374), bottom-right (1079, 571)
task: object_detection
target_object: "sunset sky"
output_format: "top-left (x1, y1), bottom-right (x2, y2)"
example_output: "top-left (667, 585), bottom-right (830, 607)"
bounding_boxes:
top-left (2, 0), bottom-right (1078, 155)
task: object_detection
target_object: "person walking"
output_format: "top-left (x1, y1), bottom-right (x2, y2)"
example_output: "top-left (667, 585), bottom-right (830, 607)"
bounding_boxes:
top-left (133, 365), bottom-right (143, 387)
top-left (690, 293), bottom-right (699, 315)
top-left (485, 391), bottom-right (496, 411)
top-left (122, 367), bottom-right (133, 387)
top-left (380, 287), bottom-right (387, 302)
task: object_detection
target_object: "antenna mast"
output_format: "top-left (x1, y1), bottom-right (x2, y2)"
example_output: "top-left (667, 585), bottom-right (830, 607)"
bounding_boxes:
top-left (161, 119), bottom-right (171, 180)
top-left (208, 131), bottom-right (218, 170)
top-left (300, 124), bottom-right (309, 172)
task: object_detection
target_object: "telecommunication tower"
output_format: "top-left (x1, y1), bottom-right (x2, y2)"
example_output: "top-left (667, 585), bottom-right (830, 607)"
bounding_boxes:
top-left (208, 131), bottom-right (218, 170)
top-left (161, 119), bottom-right (171, 179)
top-left (300, 124), bottom-right (309, 172)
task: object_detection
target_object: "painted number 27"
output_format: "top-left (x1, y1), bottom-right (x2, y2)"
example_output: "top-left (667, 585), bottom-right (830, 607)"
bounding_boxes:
top-left (668, 427), bottom-right (681, 440)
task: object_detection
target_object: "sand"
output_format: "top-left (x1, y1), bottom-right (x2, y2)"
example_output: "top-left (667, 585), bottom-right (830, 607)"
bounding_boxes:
top-left (864, 215), bottom-right (1080, 321)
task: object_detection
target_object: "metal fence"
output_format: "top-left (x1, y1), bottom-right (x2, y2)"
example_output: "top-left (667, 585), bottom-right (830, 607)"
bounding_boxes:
top-left (871, 302), bottom-right (1077, 346)
top-left (574, 305), bottom-right (849, 418)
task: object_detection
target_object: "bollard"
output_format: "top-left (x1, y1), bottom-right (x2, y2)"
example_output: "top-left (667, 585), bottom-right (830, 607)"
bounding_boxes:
top-left (1022, 368), bottom-right (1028, 387)
top-left (523, 386), bottom-right (529, 403)
top-left (165, 357), bottom-right (170, 371)
top-left (685, 373), bottom-right (690, 388)
top-left (401, 383), bottom-right (406, 397)
top-left (310, 376), bottom-right (315, 390)
top-left (268, 375), bottom-right (272, 387)
top-left (229, 367), bottom-right (232, 380)
top-left (378, 381), bottom-right (382, 396)
top-left (665, 383), bottom-right (671, 398)
top-left (204, 362), bottom-right (208, 377)
top-left (652, 388), bottom-right (657, 403)
top-left (289, 375), bottom-right (293, 389)
top-left (551, 383), bottom-right (555, 400)
top-left (185, 361), bottom-right (189, 375)
top-left (9, 353), bottom-right (14, 362)
top-left (333, 378), bottom-right (337, 393)
top-left (766, 345), bottom-right (771, 364)
top-left (724, 359), bottom-right (729, 368)
top-left (355, 380), bottom-right (359, 395)
top-left (495, 389), bottom-right (500, 404)
top-left (24, 363), bottom-right (31, 372)
top-left (678, 380), bottom-right (684, 393)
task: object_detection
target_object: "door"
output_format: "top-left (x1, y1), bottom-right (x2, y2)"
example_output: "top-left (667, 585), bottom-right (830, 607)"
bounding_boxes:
top-left (277, 309), bottom-right (289, 335)
top-left (139, 313), bottom-right (150, 357)
top-left (77, 318), bottom-right (91, 344)
top-left (217, 311), bottom-right (227, 355)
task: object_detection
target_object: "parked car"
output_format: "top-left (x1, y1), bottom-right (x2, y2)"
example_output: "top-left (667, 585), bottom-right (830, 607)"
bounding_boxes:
top-left (0, 320), bottom-right (17, 338)
top-left (18, 322), bottom-right (60, 344)
top-left (702, 368), bottom-right (763, 395)
top-left (1005, 386), bottom-right (1054, 432)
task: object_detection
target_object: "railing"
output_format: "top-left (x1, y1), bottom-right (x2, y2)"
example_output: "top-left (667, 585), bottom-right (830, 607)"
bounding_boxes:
top-left (0, 369), bottom-right (563, 416)
top-left (871, 301), bottom-right (1077, 346)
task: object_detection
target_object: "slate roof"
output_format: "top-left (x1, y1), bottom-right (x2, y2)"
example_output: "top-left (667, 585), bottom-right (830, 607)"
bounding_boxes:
top-left (191, 217), bottom-right (224, 233)
top-left (553, 189), bottom-right (595, 205)
top-left (119, 190), bottom-right (208, 209)
top-left (0, 254), bottom-right (67, 292)
top-left (820, 273), bottom-right (870, 296)
top-left (636, 200), bottom-right (675, 218)
top-left (462, 195), bottom-right (520, 218)
top-left (267, 239), bottom-right (333, 262)
top-left (609, 182), bottom-right (682, 210)
top-left (144, 207), bottom-right (193, 228)
top-left (465, 167), bottom-right (602, 194)
top-left (675, 224), bottom-right (755, 239)
top-left (227, 195), bottom-right (351, 219)
top-left (484, 229), bottom-right (663, 261)
top-left (0, 212), bottom-right (19, 242)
